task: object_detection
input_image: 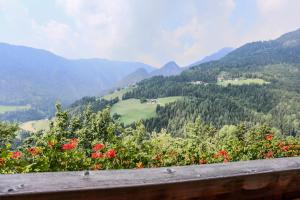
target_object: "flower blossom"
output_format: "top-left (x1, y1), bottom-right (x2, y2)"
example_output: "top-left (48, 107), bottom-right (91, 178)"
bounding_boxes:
top-left (105, 149), bottom-right (117, 159)
top-left (11, 151), bottom-right (22, 159)
top-left (199, 159), bottom-right (207, 164)
top-left (61, 138), bottom-right (78, 151)
top-left (91, 152), bottom-right (103, 159)
top-left (265, 134), bottom-right (273, 141)
top-left (265, 151), bottom-right (274, 158)
top-left (27, 147), bottom-right (40, 156)
top-left (281, 146), bottom-right (289, 151)
top-left (92, 143), bottom-right (105, 152)
top-left (215, 150), bottom-right (230, 163)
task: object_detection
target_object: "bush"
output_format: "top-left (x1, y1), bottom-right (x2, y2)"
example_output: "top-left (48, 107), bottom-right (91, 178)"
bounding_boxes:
top-left (0, 105), bottom-right (299, 174)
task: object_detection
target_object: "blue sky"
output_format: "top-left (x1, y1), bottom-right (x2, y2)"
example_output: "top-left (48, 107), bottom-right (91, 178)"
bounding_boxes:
top-left (0, 0), bottom-right (300, 67)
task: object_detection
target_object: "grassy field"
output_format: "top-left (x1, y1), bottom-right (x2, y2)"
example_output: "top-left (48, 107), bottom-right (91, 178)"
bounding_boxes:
top-left (0, 105), bottom-right (31, 114)
top-left (20, 119), bottom-right (50, 132)
top-left (111, 96), bottom-right (182, 125)
top-left (218, 78), bottom-right (269, 86)
top-left (103, 87), bottom-right (133, 100)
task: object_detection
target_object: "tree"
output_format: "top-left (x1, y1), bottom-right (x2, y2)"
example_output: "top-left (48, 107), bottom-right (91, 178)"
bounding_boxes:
top-left (0, 122), bottom-right (18, 148)
top-left (140, 97), bottom-right (147, 104)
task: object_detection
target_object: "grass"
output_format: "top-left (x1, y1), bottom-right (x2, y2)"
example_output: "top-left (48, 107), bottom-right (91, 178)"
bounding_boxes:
top-left (111, 96), bottom-right (182, 125)
top-left (103, 87), bottom-right (133, 100)
top-left (218, 78), bottom-right (269, 86)
top-left (0, 105), bottom-right (31, 114)
top-left (20, 119), bottom-right (50, 133)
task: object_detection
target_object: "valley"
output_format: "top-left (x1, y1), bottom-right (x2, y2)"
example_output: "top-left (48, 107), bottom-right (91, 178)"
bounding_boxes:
top-left (1, 24), bottom-right (300, 176)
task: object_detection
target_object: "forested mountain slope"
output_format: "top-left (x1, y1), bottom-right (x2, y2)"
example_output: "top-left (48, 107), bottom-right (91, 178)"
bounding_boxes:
top-left (123, 28), bottom-right (300, 136)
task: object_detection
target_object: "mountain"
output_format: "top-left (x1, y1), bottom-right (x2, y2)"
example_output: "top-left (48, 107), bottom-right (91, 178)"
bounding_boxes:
top-left (121, 28), bottom-right (300, 136)
top-left (151, 61), bottom-right (183, 77)
top-left (0, 43), bottom-right (154, 120)
top-left (118, 48), bottom-right (235, 88)
top-left (188, 47), bottom-right (234, 67)
top-left (116, 68), bottom-right (149, 87)
top-left (117, 61), bottom-right (183, 87)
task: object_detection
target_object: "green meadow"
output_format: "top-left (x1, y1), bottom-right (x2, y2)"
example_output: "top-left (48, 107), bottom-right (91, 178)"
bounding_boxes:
top-left (111, 96), bottom-right (182, 125)
top-left (0, 105), bottom-right (31, 114)
top-left (218, 78), bottom-right (269, 86)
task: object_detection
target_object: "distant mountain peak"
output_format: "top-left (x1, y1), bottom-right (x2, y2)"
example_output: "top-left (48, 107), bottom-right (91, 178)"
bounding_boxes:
top-left (161, 61), bottom-right (180, 69)
top-left (188, 47), bottom-right (234, 67)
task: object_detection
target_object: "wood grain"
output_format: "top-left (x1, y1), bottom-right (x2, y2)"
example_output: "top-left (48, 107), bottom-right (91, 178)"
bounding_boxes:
top-left (1, 157), bottom-right (300, 200)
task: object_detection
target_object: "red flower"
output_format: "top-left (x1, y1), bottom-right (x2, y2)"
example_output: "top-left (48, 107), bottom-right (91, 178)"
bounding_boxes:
top-left (215, 150), bottom-right (228, 158)
top-left (92, 143), bottom-right (105, 152)
top-left (92, 164), bottom-right (102, 170)
top-left (199, 159), bottom-right (207, 164)
top-left (265, 151), bottom-right (273, 158)
top-left (27, 147), bottom-right (39, 156)
top-left (219, 150), bottom-right (228, 156)
top-left (91, 152), bottom-right (103, 159)
top-left (265, 134), bottom-right (273, 141)
top-left (223, 158), bottom-right (229, 163)
top-left (105, 149), bottom-right (116, 159)
top-left (61, 143), bottom-right (75, 150)
top-left (281, 146), bottom-right (289, 151)
top-left (11, 151), bottom-right (22, 159)
top-left (61, 138), bottom-right (78, 151)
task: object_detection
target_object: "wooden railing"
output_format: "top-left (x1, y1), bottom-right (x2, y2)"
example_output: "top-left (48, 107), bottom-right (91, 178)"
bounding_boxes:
top-left (1, 157), bottom-right (300, 200)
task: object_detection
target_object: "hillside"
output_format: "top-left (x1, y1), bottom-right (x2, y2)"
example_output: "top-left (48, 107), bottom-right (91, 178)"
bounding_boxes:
top-left (122, 28), bottom-right (300, 135)
top-left (0, 43), bottom-right (154, 121)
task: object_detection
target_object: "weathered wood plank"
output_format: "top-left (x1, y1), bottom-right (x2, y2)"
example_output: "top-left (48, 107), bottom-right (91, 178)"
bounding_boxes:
top-left (1, 157), bottom-right (300, 200)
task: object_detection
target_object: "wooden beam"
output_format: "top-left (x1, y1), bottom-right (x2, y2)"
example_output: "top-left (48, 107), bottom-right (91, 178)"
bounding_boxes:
top-left (1, 157), bottom-right (300, 200)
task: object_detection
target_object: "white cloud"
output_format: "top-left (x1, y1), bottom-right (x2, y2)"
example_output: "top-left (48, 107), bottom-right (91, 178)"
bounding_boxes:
top-left (250, 0), bottom-right (300, 41)
top-left (52, 0), bottom-right (241, 66)
top-left (256, 0), bottom-right (284, 14)
top-left (1, 0), bottom-right (300, 67)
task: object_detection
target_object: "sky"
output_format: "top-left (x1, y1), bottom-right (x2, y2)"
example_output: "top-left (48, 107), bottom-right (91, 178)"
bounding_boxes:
top-left (0, 0), bottom-right (300, 67)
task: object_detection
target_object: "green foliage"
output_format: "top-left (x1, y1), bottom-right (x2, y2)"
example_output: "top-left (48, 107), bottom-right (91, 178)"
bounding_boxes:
top-left (140, 97), bottom-right (147, 104)
top-left (0, 122), bottom-right (19, 148)
top-left (1, 106), bottom-right (300, 174)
